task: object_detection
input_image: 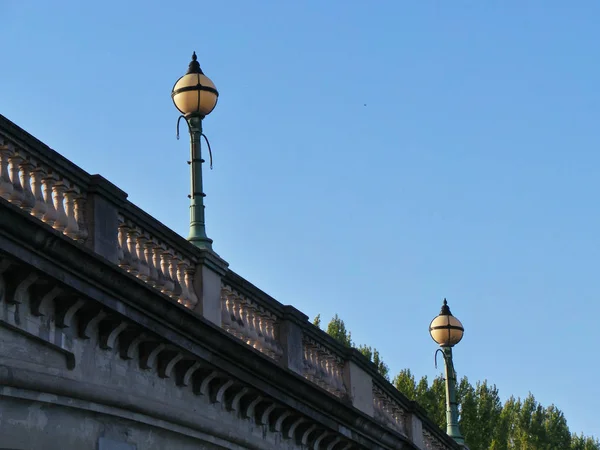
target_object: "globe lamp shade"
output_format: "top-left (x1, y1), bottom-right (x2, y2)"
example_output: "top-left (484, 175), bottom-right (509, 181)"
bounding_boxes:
top-left (172, 52), bottom-right (219, 118)
top-left (429, 299), bottom-right (464, 347)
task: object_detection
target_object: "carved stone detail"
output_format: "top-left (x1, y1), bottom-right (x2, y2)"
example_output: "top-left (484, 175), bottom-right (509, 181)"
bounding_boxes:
top-left (302, 336), bottom-right (346, 398)
top-left (31, 284), bottom-right (63, 316)
top-left (220, 285), bottom-right (283, 360)
top-left (0, 141), bottom-right (88, 241)
top-left (373, 383), bottom-right (407, 435)
top-left (423, 428), bottom-right (452, 450)
top-left (117, 216), bottom-right (197, 308)
top-left (55, 297), bottom-right (85, 328)
top-left (98, 319), bottom-right (128, 349)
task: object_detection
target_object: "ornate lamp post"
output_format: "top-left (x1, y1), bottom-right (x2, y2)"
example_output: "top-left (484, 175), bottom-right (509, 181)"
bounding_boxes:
top-left (429, 299), bottom-right (465, 446)
top-left (172, 52), bottom-right (219, 250)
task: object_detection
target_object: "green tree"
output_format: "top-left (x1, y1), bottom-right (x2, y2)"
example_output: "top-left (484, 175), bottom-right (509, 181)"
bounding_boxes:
top-left (326, 314), bottom-right (353, 347)
top-left (320, 314), bottom-right (389, 378)
top-left (461, 380), bottom-right (502, 450)
top-left (393, 368), bottom-right (417, 401)
top-left (358, 345), bottom-right (390, 380)
top-left (408, 375), bottom-right (445, 428)
top-left (313, 314), bottom-right (321, 329)
top-left (571, 433), bottom-right (600, 450)
top-left (544, 404), bottom-right (571, 450)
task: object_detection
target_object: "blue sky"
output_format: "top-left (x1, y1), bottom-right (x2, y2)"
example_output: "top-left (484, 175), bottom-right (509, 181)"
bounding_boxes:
top-left (2, 0), bottom-right (599, 438)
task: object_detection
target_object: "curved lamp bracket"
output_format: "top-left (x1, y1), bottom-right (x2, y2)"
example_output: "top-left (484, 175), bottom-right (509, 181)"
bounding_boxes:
top-left (434, 348), bottom-right (445, 369)
top-left (176, 115), bottom-right (214, 169)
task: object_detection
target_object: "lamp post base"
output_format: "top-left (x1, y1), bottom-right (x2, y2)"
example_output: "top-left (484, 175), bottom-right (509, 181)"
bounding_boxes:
top-left (187, 234), bottom-right (213, 250)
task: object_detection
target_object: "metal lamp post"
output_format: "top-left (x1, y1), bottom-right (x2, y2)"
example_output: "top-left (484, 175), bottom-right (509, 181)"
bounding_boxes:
top-left (171, 52), bottom-right (219, 250)
top-left (429, 299), bottom-right (465, 446)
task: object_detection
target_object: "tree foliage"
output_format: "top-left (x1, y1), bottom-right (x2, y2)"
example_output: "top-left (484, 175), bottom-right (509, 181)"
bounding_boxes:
top-left (313, 314), bottom-right (388, 378)
top-left (325, 314), bottom-right (353, 347)
top-left (357, 345), bottom-right (390, 380)
top-left (314, 313), bottom-right (599, 450)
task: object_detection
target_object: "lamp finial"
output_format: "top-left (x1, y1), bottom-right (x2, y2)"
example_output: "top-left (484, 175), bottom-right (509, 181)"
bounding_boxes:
top-left (440, 298), bottom-right (452, 316)
top-left (187, 51), bottom-right (203, 74)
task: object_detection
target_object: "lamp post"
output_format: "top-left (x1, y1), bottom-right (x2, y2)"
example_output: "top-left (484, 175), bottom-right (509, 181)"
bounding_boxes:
top-left (429, 299), bottom-right (465, 446)
top-left (171, 52), bottom-right (219, 250)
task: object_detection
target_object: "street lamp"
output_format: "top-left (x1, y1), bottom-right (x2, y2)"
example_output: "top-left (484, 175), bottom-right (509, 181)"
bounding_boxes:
top-left (172, 52), bottom-right (219, 250)
top-left (429, 299), bottom-right (465, 446)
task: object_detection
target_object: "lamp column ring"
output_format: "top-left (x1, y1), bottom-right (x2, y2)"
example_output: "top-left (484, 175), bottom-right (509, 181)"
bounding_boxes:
top-left (187, 114), bottom-right (212, 249)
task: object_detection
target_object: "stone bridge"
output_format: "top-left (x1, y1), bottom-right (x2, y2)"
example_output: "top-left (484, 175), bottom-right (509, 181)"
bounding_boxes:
top-left (0, 114), bottom-right (458, 450)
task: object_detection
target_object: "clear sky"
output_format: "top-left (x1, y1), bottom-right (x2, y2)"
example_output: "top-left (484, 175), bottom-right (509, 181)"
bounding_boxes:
top-left (2, 0), bottom-right (599, 438)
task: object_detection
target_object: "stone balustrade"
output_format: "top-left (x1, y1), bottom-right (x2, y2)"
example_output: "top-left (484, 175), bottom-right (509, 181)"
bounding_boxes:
top-left (424, 428), bottom-right (453, 450)
top-left (117, 216), bottom-right (198, 308)
top-left (302, 335), bottom-right (347, 397)
top-left (220, 284), bottom-right (282, 359)
top-left (0, 137), bottom-right (88, 243)
top-left (373, 382), bottom-right (408, 435)
top-left (0, 114), bottom-right (459, 450)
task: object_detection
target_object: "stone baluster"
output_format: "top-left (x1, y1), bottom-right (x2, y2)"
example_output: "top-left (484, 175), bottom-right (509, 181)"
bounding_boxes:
top-left (151, 242), bottom-right (166, 291)
top-left (323, 357), bottom-right (333, 392)
top-left (324, 353), bottom-right (339, 393)
top-left (302, 345), bottom-right (310, 378)
top-left (333, 360), bottom-right (345, 394)
top-left (220, 288), bottom-right (234, 334)
top-left (221, 291), bottom-right (233, 331)
top-left (314, 347), bottom-right (325, 387)
top-left (226, 293), bottom-right (241, 338)
top-left (117, 223), bottom-right (126, 265)
top-left (263, 311), bottom-right (276, 356)
top-left (160, 248), bottom-right (175, 297)
top-left (52, 181), bottom-right (69, 232)
top-left (0, 144), bottom-right (14, 200)
top-left (313, 346), bottom-right (325, 387)
top-left (176, 261), bottom-right (190, 305)
top-left (236, 298), bottom-right (250, 343)
top-left (63, 189), bottom-right (80, 240)
top-left (260, 312), bottom-right (274, 357)
top-left (241, 299), bottom-right (258, 347)
top-left (307, 346), bottom-right (318, 382)
top-left (305, 344), bottom-right (318, 382)
top-left (18, 158), bottom-right (35, 212)
top-left (232, 296), bottom-right (245, 337)
top-left (336, 363), bottom-right (347, 394)
top-left (30, 166), bottom-right (47, 219)
top-left (264, 314), bottom-right (279, 358)
top-left (309, 347), bottom-right (321, 386)
top-left (143, 239), bottom-right (158, 286)
top-left (8, 152), bottom-right (24, 206)
top-left (74, 195), bottom-right (88, 242)
top-left (323, 353), bottom-right (334, 391)
top-left (125, 226), bottom-right (140, 275)
top-left (251, 304), bottom-right (266, 351)
top-left (135, 232), bottom-right (150, 281)
top-left (41, 172), bottom-right (58, 226)
top-left (168, 253), bottom-right (182, 301)
top-left (117, 220), bottom-right (132, 270)
top-left (324, 358), bottom-right (336, 393)
top-left (184, 265), bottom-right (198, 308)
